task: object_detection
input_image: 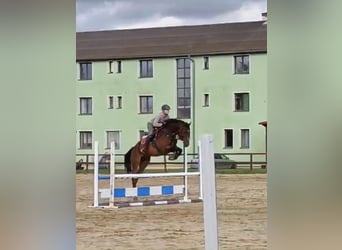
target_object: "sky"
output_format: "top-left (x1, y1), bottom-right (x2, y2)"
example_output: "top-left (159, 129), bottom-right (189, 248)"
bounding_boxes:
top-left (76, 0), bottom-right (267, 32)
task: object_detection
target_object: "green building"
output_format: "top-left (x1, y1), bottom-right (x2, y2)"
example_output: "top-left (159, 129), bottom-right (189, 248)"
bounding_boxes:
top-left (76, 20), bottom-right (267, 161)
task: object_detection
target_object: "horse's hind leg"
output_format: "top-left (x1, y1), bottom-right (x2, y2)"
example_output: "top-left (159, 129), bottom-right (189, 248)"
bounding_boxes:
top-left (132, 156), bottom-right (150, 187)
top-left (140, 156), bottom-right (151, 173)
top-left (130, 148), bottom-right (142, 188)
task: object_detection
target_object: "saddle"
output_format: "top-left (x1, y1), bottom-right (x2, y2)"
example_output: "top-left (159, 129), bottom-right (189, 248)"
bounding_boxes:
top-left (139, 127), bottom-right (163, 153)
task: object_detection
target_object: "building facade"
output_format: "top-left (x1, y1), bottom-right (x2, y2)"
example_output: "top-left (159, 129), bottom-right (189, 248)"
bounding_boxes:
top-left (76, 20), bottom-right (267, 160)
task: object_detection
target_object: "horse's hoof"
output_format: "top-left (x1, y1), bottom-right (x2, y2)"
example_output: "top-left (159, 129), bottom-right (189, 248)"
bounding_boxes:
top-left (168, 154), bottom-right (178, 160)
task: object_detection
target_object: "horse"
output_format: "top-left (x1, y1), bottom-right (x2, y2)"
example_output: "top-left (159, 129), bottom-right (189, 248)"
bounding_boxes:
top-left (124, 119), bottom-right (191, 188)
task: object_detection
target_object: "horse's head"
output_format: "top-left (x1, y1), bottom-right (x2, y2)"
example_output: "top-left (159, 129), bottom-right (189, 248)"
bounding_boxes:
top-left (163, 119), bottom-right (191, 147)
top-left (178, 121), bottom-right (191, 147)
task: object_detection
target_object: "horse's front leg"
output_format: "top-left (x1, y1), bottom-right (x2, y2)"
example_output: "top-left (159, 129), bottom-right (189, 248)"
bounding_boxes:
top-left (168, 146), bottom-right (182, 160)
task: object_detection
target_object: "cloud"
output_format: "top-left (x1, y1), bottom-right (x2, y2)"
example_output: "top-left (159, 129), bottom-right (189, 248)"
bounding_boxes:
top-left (213, 1), bottom-right (268, 23)
top-left (76, 0), bottom-right (267, 31)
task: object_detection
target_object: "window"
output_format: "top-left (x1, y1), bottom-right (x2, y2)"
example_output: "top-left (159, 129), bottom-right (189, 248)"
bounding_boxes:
top-left (106, 131), bottom-right (120, 150)
top-left (117, 61), bottom-right (122, 73)
top-left (234, 55), bottom-right (249, 74)
top-left (116, 96), bottom-right (122, 109)
top-left (139, 96), bottom-right (153, 113)
top-left (79, 131), bottom-right (92, 149)
top-left (108, 96), bottom-right (114, 109)
top-left (204, 56), bottom-right (209, 70)
top-left (80, 62), bottom-right (92, 80)
top-left (203, 93), bottom-right (209, 107)
top-left (224, 129), bottom-right (233, 148)
top-left (234, 93), bottom-right (249, 112)
top-left (108, 96), bottom-right (122, 109)
top-left (241, 129), bottom-right (250, 148)
top-left (139, 59), bottom-right (153, 78)
top-left (177, 58), bottom-right (191, 118)
top-left (108, 61), bottom-right (113, 73)
top-left (80, 97), bottom-right (92, 115)
top-left (139, 130), bottom-right (147, 139)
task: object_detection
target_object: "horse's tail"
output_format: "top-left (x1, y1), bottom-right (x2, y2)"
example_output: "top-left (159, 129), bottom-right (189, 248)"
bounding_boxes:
top-left (124, 147), bottom-right (134, 173)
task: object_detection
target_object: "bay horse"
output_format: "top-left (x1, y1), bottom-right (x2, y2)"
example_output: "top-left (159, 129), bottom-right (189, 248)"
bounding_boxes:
top-left (124, 119), bottom-right (191, 188)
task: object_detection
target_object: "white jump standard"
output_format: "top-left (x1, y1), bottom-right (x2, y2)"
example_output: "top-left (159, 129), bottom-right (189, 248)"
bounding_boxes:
top-left (92, 141), bottom-right (202, 208)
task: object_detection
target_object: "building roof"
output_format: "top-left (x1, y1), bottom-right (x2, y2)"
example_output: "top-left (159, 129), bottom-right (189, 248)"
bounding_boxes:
top-left (77, 21), bottom-right (267, 61)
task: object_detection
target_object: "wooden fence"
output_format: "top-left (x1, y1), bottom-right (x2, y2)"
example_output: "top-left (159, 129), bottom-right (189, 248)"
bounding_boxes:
top-left (75, 152), bottom-right (266, 172)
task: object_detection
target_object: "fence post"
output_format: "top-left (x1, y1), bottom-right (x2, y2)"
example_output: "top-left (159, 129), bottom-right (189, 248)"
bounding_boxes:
top-left (200, 134), bottom-right (219, 250)
top-left (86, 154), bottom-right (89, 172)
top-left (109, 141), bottom-right (115, 207)
top-left (163, 155), bottom-right (167, 172)
top-left (93, 142), bottom-right (99, 207)
top-left (249, 154), bottom-right (253, 171)
top-left (183, 144), bottom-right (189, 202)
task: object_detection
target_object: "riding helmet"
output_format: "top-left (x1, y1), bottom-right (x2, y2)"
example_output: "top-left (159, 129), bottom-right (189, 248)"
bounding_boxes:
top-left (161, 104), bottom-right (170, 110)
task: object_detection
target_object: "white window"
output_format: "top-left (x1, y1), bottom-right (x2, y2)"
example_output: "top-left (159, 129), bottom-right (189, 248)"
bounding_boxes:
top-left (203, 93), bottom-right (209, 107)
top-left (234, 55), bottom-right (249, 74)
top-left (80, 97), bottom-right (92, 115)
top-left (224, 129), bottom-right (233, 148)
top-left (108, 61), bottom-right (113, 73)
top-left (234, 93), bottom-right (249, 112)
top-left (240, 129), bottom-right (250, 148)
top-left (203, 56), bottom-right (209, 70)
top-left (117, 61), bottom-right (122, 73)
top-left (108, 96), bottom-right (114, 109)
top-left (106, 131), bottom-right (120, 150)
top-left (116, 96), bottom-right (122, 109)
top-left (139, 130), bottom-right (147, 139)
top-left (139, 95), bottom-right (153, 113)
top-left (139, 59), bottom-right (153, 78)
top-left (79, 131), bottom-right (92, 149)
top-left (79, 62), bottom-right (92, 80)
top-left (108, 96), bottom-right (122, 109)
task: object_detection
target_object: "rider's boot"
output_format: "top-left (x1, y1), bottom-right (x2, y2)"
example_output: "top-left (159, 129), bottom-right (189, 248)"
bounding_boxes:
top-left (140, 134), bottom-right (154, 153)
top-left (139, 136), bottom-right (148, 153)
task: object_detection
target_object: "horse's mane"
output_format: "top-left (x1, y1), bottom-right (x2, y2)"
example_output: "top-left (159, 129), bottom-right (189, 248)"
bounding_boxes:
top-left (164, 119), bottom-right (188, 127)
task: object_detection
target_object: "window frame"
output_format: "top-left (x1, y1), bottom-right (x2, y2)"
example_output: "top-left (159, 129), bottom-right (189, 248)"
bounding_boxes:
top-left (116, 96), bottom-right (122, 109)
top-left (203, 93), bottom-right (210, 107)
top-left (79, 62), bottom-right (92, 80)
top-left (224, 128), bottom-right (234, 148)
top-left (117, 60), bottom-right (122, 73)
top-left (240, 128), bottom-right (250, 149)
top-left (108, 96), bottom-right (114, 109)
top-left (234, 55), bottom-right (250, 74)
top-left (139, 95), bottom-right (153, 114)
top-left (79, 97), bottom-right (93, 115)
top-left (138, 130), bottom-right (147, 139)
top-left (79, 131), bottom-right (93, 149)
top-left (233, 92), bottom-right (250, 112)
top-left (139, 59), bottom-right (153, 78)
top-left (176, 58), bottom-right (191, 119)
top-left (108, 61), bottom-right (113, 74)
top-left (203, 56), bottom-right (209, 70)
top-left (105, 130), bottom-right (121, 150)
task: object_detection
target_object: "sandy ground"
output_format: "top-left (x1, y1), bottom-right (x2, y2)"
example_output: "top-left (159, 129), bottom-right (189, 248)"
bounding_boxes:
top-left (76, 173), bottom-right (267, 250)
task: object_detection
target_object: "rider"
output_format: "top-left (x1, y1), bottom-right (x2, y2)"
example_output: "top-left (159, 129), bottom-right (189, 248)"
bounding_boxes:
top-left (140, 104), bottom-right (171, 153)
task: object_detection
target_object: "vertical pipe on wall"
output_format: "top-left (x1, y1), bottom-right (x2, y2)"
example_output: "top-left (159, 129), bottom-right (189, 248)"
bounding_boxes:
top-left (187, 56), bottom-right (196, 155)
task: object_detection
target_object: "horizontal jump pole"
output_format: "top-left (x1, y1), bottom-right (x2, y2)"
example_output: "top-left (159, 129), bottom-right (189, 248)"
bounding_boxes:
top-left (99, 185), bottom-right (185, 198)
top-left (97, 198), bottom-right (203, 208)
top-left (98, 172), bottom-right (200, 179)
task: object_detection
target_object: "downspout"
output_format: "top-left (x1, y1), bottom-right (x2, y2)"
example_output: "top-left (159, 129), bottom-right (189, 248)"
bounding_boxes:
top-left (187, 56), bottom-right (196, 155)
